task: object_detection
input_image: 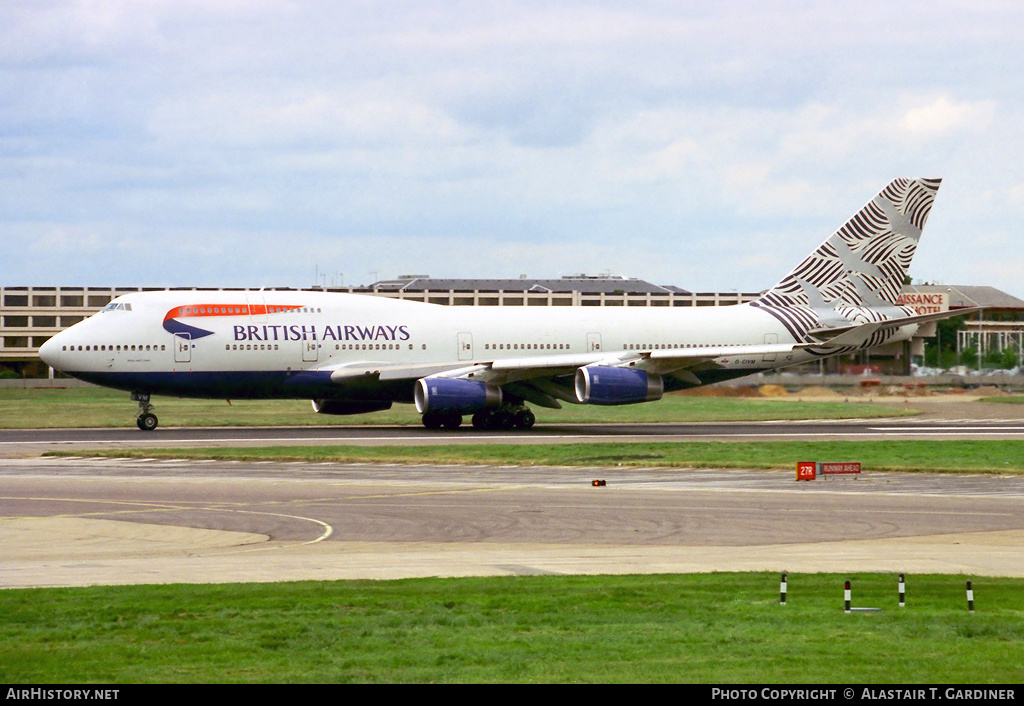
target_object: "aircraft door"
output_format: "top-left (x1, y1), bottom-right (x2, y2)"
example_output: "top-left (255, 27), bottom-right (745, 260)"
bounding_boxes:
top-left (763, 333), bottom-right (778, 362)
top-left (245, 291), bottom-right (268, 322)
top-left (302, 340), bottom-right (319, 363)
top-left (174, 333), bottom-right (192, 363)
top-left (458, 332), bottom-right (473, 361)
top-left (587, 333), bottom-right (602, 352)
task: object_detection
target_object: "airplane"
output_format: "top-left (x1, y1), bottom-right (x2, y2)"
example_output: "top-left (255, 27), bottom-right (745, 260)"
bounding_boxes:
top-left (38, 177), bottom-right (977, 432)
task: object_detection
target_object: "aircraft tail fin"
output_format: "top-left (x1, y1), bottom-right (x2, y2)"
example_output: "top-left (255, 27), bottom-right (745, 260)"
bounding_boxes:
top-left (755, 178), bottom-right (942, 310)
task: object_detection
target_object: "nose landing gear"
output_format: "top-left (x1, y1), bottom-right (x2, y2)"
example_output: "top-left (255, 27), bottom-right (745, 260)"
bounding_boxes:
top-left (132, 391), bottom-right (158, 431)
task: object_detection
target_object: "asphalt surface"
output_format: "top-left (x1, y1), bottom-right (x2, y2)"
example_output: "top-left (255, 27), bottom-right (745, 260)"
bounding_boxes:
top-left (2, 396), bottom-right (1023, 588)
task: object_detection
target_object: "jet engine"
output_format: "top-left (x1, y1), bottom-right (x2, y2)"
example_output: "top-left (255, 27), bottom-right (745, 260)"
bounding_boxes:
top-left (312, 399), bottom-right (393, 415)
top-left (415, 377), bottom-right (503, 414)
top-left (574, 366), bottom-right (663, 405)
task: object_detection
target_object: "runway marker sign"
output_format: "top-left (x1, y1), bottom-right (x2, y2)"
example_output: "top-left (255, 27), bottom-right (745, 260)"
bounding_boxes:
top-left (796, 461), bottom-right (861, 480)
top-left (822, 462), bottom-right (861, 475)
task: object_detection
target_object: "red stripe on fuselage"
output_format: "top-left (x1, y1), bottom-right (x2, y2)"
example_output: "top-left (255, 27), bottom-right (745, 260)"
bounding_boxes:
top-left (162, 304), bottom-right (304, 323)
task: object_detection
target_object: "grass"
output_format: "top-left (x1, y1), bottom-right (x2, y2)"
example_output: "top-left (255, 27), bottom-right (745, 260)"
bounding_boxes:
top-left (58, 439), bottom-right (1024, 474)
top-left (2, 573), bottom-right (1021, 683)
top-left (984, 395), bottom-right (1024, 405)
top-left (0, 385), bottom-right (916, 428)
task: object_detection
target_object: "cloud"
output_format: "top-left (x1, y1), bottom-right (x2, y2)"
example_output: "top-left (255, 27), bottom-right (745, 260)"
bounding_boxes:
top-left (900, 95), bottom-right (996, 139)
top-left (147, 89), bottom-right (463, 152)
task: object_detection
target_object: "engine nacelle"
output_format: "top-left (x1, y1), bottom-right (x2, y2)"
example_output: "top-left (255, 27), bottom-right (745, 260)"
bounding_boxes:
top-left (575, 366), bottom-right (663, 406)
top-left (415, 378), bottom-right (502, 414)
top-left (312, 399), bottom-right (393, 415)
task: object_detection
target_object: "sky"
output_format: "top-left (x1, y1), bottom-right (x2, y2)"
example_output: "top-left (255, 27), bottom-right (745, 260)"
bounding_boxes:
top-left (3, 1), bottom-right (1023, 295)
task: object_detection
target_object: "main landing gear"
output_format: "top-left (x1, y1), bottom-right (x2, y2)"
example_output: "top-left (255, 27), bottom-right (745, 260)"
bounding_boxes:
top-left (132, 391), bottom-right (158, 431)
top-left (421, 406), bottom-right (536, 431)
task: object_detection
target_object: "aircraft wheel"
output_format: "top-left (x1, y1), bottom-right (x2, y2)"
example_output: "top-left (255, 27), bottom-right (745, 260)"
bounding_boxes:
top-left (136, 412), bottom-right (158, 431)
top-left (422, 410), bottom-right (445, 430)
top-left (514, 409), bottom-right (536, 430)
top-left (491, 410), bottom-right (513, 430)
top-left (442, 412), bottom-right (463, 430)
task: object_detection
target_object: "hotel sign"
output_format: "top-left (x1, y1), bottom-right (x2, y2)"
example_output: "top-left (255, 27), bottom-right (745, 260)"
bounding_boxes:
top-left (896, 292), bottom-right (948, 315)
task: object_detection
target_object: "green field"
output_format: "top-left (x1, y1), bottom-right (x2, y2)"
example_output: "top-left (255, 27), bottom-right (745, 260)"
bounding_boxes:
top-left (2, 573), bottom-right (1021, 683)
top-left (0, 385), bottom-right (916, 428)
top-left (989, 395), bottom-right (1024, 405)
top-left (65, 439), bottom-right (1024, 474)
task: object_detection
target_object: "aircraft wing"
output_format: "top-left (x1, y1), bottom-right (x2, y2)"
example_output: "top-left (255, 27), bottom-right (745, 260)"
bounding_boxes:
top-left (320, 352), bottom-right (618, 409)
top-left (322, 344), bottom-right (807, 407)
top-left (490, 344), bottom-right (810, 405)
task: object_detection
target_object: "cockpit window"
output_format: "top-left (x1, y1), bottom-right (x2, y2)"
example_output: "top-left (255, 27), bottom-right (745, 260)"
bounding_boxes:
top-left (100, 302), bottom-right (132, 312)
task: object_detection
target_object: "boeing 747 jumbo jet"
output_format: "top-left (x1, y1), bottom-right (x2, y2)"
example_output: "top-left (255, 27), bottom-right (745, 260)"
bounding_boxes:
top-left (39, 178), bottom-right (974, 431)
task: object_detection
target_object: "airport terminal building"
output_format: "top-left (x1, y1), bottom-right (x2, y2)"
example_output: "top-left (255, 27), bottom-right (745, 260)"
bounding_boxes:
top-left (3, 277), bottom-right (1023, 377)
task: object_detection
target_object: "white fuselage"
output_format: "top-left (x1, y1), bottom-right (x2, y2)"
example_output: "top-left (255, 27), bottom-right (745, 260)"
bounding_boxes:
top-left (39, 289), bottom-right (806, 402)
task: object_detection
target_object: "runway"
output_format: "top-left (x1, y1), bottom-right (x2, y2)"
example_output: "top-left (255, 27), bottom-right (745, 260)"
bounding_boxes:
top-left (4, 453), bottom-right (1024, 588)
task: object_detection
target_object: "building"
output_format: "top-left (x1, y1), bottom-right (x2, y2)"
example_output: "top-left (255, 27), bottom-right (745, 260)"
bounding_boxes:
top-left (900, 284), bottom-right (1024, 367)
top-left (368, 275), bottom-right (760, 307)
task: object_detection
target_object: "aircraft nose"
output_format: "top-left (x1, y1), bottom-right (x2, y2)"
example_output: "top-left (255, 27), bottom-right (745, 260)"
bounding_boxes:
top-left (38, 334), bottom-right (62, 370)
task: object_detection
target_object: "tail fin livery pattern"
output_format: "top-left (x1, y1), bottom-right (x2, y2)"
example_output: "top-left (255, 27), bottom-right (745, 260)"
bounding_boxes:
top-left (753, 178), bottom-right (941, 343)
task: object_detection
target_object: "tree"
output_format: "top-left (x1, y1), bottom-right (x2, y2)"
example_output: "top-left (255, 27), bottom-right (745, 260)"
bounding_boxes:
top-left (1000, 347), bottom-right (1018, 370)
top-left (923, 314), bottom-right (968, 369)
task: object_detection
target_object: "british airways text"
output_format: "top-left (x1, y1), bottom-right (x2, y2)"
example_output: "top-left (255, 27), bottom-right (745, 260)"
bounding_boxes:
top-left (233, 324), bottom-right (411, 342)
